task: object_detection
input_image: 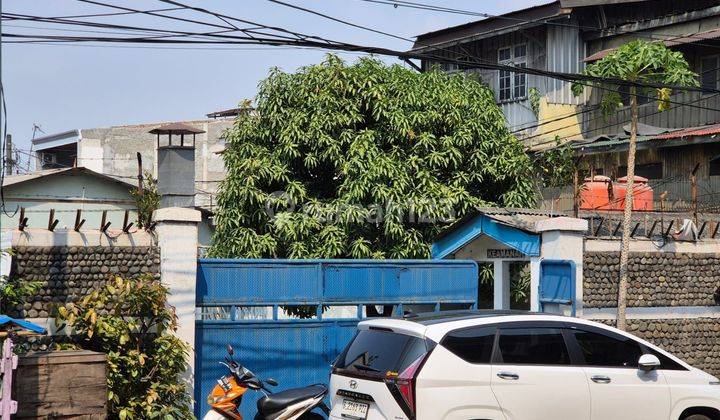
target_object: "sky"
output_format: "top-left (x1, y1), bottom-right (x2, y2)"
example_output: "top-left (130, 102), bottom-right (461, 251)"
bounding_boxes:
top-left (2, 0), bottom-right (549, 164)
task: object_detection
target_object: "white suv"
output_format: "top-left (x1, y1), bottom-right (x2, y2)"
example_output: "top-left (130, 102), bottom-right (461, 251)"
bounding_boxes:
top-left (329, 311), bottom-right (720, 420)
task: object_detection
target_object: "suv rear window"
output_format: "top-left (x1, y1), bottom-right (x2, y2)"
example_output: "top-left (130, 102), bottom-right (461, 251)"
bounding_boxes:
top-left (334, 329), bottom-right (428, 378)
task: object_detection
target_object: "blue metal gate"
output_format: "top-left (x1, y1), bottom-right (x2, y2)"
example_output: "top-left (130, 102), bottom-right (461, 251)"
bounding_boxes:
top-left (195, 259), bottom-right (478, 417)
top-left (539, 260), bottom-right (576, 316)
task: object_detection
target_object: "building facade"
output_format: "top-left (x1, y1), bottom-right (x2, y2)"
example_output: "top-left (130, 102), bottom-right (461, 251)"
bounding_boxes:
top-left (31, 115), bottom-right (235, 212)
top-left (413, 0), bottom-right (720, 210)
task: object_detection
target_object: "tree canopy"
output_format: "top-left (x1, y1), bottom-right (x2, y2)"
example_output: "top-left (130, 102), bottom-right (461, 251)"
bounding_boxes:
top-left (209, 55), bottom-right (536, 259)
top-left (572, 39), bottom-right (699, 115)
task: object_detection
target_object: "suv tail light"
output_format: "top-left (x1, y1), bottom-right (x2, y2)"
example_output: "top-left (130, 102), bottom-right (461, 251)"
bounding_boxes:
top-left (386, 352), bottom-right (429, 419)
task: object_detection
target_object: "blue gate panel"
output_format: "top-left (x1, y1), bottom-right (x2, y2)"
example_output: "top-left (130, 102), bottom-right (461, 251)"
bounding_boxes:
top-left (539, 260), bottom-right (576, 314)
top-left (197, 260), bottom-right (322, 304)
top-left (323, 262), bottom-right (477, 303)
top-left (195, 259), bottom-right (478, 418)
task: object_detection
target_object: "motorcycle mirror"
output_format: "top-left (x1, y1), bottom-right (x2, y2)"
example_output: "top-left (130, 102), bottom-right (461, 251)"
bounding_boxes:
top-left (265, 378), bottom-right (278, 386)
top-left (226, 344), bottom-right (234, 356)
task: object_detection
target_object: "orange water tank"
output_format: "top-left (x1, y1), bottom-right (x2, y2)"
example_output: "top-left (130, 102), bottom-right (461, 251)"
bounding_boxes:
top-left (580, 175), bottom-right (616, 210)
top-left (616, 176), bottom-right (654, 211)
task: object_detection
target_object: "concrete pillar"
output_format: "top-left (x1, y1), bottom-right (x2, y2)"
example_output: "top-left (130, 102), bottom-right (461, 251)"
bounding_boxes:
top-left (529, 257), bottom-right (541, 312)
top-left (152, 207), bottom-right (201, 398)
top-left (493, 260), bottom-right (511, 310)
top-left (534, 217), bottom-right (588, 316)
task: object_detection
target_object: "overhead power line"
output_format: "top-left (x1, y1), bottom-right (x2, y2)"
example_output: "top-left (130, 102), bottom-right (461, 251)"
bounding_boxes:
top-left (4, 26), bottom-right (717, 95)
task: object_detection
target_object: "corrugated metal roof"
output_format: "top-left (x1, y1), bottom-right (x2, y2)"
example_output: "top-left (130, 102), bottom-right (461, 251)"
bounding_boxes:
top-left (652, 123), bottom-right (720, 140)
top-left (436, 207), bottom-right (563, 242)
top-left (585, 27), bottom-right (720, 62)
top-left (563, 123), bottom-right (720, 154)
top-left (480, 207), bottom-right (564, 232)
top-left (3, 167), bottom-right (135, 189)
top-left (412, 2), bottom-right (565, 51)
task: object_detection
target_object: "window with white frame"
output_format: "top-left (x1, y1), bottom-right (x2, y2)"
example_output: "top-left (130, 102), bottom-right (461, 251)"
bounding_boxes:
top-left (498, 44), bottom-right (527, 102)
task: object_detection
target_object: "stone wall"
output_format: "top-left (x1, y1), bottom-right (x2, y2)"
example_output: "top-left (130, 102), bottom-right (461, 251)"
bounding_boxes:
top-left (9, 245), bottom-right (160, 318)
top-left (583, 251), bottom-right (720, 308)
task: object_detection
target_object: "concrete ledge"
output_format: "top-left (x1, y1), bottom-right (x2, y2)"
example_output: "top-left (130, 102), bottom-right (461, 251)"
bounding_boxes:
top-left (586, 238), bottom-right (720, 253)
top-left (152, 207), bottom-right (201, 223)
top-left (583, 306), bottom-right (720, 320)
top-left (4, 228), bottom-right (155, 247)
top-left (535, 217), bottom-right (588, 233)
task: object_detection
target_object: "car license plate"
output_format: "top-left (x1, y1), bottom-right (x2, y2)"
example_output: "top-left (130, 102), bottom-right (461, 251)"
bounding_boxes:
top-left (341, 399), bottom-right (369, 419)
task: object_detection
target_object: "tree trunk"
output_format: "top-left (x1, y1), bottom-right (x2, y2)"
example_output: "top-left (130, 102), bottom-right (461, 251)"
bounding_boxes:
top-left (617, 87), bottom-right (638, 331)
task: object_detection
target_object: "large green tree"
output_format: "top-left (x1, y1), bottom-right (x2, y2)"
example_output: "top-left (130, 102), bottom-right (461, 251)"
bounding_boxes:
top-left (209, 56), bottom-right (536, 259)
top-left (573, 40), bottom-right (697, 330)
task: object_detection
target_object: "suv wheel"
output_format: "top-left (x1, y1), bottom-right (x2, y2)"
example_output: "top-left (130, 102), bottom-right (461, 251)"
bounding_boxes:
top-left (684, 415), bottom-right (712, 420)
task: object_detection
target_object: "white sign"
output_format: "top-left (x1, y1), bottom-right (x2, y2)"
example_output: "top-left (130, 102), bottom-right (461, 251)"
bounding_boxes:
top-left (486, 248), bottom-right (524, 259)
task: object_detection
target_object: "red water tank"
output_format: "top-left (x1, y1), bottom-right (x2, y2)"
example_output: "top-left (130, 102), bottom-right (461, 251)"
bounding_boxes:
top-left (616, 176), bottom-right (654, 211)
top-left (580, 175), bottom-right (616, 210)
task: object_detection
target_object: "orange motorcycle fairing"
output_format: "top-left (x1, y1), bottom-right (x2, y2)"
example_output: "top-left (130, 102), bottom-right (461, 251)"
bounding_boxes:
top-left (207, 375), bottom-right (247, 419)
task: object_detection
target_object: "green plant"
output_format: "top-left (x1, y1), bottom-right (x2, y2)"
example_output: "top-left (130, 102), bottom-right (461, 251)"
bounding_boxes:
top-left (209, 55), bottom-right (537, 259)
top-left (572, 39), bottom-right (697, 331)
top-left (130, 172), bottom-right (160, 229)
top-left (0, 248), bottom-right (41, 312)
top-left (529, 87), bottom-right (541, 117)
top-left (535, 137), bottom-right (576, 188)
top-left (56, 276), bottom-right (192, 420)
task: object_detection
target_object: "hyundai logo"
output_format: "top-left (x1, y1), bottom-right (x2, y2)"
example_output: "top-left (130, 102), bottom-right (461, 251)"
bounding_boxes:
top-left (349, 380), bottom-right (358, 389)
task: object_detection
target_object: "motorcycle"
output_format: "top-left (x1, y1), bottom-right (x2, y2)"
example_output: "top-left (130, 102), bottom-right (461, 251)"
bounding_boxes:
top-left (203, 344), bottom-right (329, 420)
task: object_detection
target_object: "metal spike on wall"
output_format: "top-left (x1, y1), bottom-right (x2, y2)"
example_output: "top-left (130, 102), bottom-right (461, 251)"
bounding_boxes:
top-left (74, 209), bottom-right (86, 232)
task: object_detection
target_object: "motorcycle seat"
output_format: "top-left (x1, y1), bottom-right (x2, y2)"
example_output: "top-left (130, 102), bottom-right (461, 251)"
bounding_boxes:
top-left (257, 384), bottom-right (327, 415)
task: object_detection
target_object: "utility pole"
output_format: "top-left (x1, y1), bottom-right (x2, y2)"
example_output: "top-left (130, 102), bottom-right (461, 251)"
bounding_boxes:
top-left (4, 134), bottom-right (13, 176)
top-left (136, 152), bottom-right (144, 196)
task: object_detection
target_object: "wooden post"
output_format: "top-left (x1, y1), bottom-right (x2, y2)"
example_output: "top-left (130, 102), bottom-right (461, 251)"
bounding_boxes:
top-left (47, 209), bottom-right (59, 231)
top-left (136, 152), bottom-right (144, 197)
top-left (573, 166), bottom-right (579, 218)
top-left (691, 163), bottom-right (700, 226)
top-left (100, 210), bottom-right (111, 232)
top-left (17, 207), bottom-right (27, 231)
top-left (122, 210), bottom-right (134, 233)
top-left (0, 337), bottom-right (18, 420)
top-left (660, 191), bottom-right (667, 236)
top-left (698, 221), bottom-right (707, 239)
top-left (74, 209), bottom-right (85, 231)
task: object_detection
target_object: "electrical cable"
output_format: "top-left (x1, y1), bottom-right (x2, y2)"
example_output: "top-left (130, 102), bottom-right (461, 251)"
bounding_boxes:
top-left (4, 6), bottom-right (717, 95)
